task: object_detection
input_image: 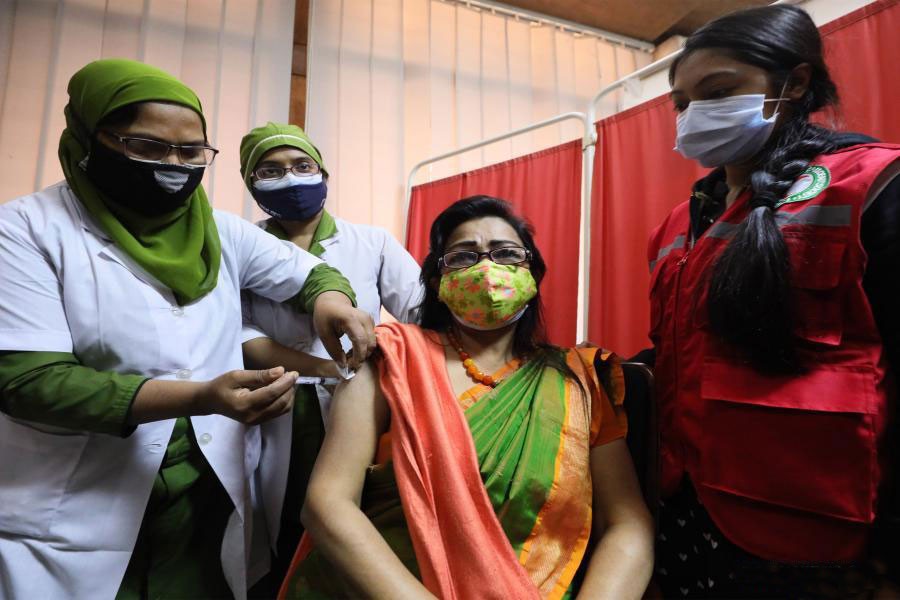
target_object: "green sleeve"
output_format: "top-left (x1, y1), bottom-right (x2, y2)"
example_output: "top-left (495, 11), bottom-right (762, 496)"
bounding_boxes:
top-left (288, 262), bottom-right (357, 314)
top-left (0, 351), bottom-right (149, 437)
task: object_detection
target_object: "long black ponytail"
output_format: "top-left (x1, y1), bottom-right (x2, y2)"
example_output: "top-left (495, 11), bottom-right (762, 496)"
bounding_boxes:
top-left (670, 4), bottom-right (842, 373)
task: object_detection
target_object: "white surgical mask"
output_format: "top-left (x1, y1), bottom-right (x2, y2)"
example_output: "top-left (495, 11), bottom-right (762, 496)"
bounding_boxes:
top-left (253, 172), bottom-right (323, 192)
top-left (674, 89), bottom-right (789, 168)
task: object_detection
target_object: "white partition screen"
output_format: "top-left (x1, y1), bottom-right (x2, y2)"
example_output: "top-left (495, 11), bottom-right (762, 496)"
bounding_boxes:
top-left (305, 0), bottom-right (653, 240)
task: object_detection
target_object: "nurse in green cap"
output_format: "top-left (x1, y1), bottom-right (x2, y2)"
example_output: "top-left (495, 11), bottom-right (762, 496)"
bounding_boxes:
top-left (0, 59), bottom-right (375, 599)
top-left (237, 122), bottom-right (423, 593)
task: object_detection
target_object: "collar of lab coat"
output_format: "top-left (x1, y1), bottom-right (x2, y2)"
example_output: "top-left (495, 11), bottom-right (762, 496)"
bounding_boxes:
top-left (70, 187), bottom-right (168, 290)
top-left (262, 210), bottom-right (341, 257)
top-left (310, 210), bottom-right (340, 256)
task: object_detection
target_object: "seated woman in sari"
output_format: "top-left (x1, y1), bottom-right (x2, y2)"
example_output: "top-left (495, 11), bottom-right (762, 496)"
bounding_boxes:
top-left (280, 196), bottom-right (654, 599)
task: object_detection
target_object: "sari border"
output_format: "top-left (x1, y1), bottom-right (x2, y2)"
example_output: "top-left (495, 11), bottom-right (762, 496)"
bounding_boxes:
top-left (517, 349), bottom-right (597, 596)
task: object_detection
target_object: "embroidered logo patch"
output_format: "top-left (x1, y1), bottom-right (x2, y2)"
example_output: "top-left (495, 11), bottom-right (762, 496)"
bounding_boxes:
top-left (776, 165), bottom-right (831, 208)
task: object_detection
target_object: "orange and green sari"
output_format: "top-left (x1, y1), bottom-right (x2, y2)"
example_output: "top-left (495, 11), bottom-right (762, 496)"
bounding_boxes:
top-left (280, 322), bottom-right (626, 599)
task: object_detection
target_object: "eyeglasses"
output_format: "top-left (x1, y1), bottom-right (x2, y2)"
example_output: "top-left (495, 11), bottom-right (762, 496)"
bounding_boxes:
top-left (439, 247), bottom-right (531, 270)
top-left (253, 161), bottom-right (321, 181)
top-left (102, 132), bottom-right (218, 166)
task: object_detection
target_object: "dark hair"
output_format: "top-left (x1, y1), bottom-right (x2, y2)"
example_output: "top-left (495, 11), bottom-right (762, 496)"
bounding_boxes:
top-left (419, 195), bottom-right (580, 382)
top-left (96, 104), bottom-right (141, 131)
top-left (670, 4), bottom-right (841, 373)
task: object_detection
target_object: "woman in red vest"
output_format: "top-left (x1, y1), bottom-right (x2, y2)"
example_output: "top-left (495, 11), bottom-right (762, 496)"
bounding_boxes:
top-left (648, 4), bottom-right (900, 597)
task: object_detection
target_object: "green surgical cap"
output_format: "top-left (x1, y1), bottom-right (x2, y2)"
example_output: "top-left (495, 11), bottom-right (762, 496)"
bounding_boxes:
top-left (239, 122), bottom-right (327, 188)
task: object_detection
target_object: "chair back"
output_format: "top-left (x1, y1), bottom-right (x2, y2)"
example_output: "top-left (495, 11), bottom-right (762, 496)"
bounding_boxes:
top-left (621, 361), bottom-right (659, 524)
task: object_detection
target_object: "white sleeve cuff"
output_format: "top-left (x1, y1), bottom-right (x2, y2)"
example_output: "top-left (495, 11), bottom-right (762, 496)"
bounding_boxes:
top-left (0, 329), bottom-right (74, 352)
top-left (241, 324), bottom-right (268, 345)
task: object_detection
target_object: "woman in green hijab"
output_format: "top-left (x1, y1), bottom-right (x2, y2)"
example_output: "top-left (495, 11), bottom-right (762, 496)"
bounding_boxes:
top-left (237, 122), bottom-right (424, 596)
top-left (0, 58), bottom-right (375, 599)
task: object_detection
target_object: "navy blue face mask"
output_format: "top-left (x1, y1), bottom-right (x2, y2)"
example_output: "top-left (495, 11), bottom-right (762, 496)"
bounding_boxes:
top-left (252, 173), bottom-right (328, 221)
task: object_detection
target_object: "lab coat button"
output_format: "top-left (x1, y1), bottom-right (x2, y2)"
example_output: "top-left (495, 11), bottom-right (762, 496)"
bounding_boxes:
top-left (199, 433), bottom-right (212, 445)
top-left (171, 307), bottom-right (184, 317)
top-left (176, 368), bottom-right (192, 379)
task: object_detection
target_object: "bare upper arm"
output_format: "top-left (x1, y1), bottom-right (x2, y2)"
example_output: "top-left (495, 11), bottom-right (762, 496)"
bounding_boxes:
top-left (306, 359), bottom-right (389, 506)
top-left (241, 336), bottom-right (274, 369)
top-left (590, 439), bottom-right (652, 531)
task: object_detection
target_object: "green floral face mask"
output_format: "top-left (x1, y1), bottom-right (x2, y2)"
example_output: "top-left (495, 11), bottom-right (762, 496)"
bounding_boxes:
top-left (438, 261), bottom-right (537, 330)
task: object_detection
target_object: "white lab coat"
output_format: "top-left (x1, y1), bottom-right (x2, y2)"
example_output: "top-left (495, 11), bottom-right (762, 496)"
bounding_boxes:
top-left (241, 215), bottom-right (423, 357)
top-left (0, 182), bottom-right (324, 599)
top-left (241, 215), bottom-right (423, 541)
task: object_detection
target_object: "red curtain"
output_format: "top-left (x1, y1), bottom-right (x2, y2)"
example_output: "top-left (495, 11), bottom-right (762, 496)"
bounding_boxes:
top-left (818, 0), bottom-right (900, 141)
top-left (406, 140), bottom-right (582, 346)
top-left (588, 97), bottom-right (707, 356)
top-left (588, 0), bottom-right (900, 357)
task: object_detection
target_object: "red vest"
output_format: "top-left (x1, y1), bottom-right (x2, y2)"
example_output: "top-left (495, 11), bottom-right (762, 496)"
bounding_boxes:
top-left (648, 143), bottom-right (900, 562)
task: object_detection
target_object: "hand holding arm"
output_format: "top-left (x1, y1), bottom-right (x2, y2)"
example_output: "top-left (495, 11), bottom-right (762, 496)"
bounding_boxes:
top-left (312, 291), bottom-right (377, 370)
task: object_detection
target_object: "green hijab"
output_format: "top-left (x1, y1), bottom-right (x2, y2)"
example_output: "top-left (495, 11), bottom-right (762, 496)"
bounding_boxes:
top-left (59, 58), bottom-right (221, 304)
top-left (238, 122), bottom-right (328, 189)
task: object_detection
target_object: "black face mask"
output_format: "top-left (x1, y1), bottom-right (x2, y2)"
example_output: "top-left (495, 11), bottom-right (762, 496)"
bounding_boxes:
top-left (86, 140), bottom-right (205, 217)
